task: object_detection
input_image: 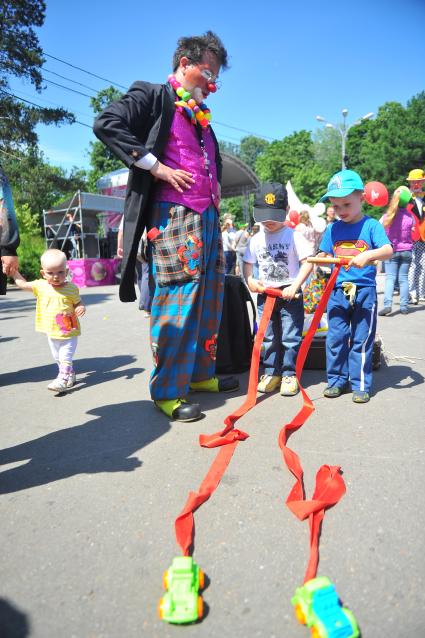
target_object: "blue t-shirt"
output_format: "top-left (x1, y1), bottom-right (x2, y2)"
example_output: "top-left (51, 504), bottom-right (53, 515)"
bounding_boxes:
top-left (319, 216), bottom-right (390, 287)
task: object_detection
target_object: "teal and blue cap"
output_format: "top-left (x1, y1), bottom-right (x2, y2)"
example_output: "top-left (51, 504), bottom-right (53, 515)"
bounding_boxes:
top-left (320, 169), bottom-right (364, 202)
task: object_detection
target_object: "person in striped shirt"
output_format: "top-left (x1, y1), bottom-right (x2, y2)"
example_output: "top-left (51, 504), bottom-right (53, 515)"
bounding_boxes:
top-left (13, 249), bottom-right (86, 392)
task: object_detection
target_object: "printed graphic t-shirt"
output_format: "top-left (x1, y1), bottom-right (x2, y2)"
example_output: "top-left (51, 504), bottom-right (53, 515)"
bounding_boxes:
top-left (32, 280), bottom-right (81, 338)
top-left (319, 215), bottom-right (390, 286)
top-left (244, 225), bottom-right (313, 287)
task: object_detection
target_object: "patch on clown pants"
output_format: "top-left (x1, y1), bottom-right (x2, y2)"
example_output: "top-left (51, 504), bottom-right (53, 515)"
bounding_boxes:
top-left (204, 333), bottom-right (218, 360)
top-left (177, 233), bottom-right (203, 277)
top-left (151, 342), bottom-right (159, 366)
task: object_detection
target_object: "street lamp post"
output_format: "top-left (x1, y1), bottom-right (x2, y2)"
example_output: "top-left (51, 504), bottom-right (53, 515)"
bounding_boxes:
top-left (315, 109), bottom-right (374, 169)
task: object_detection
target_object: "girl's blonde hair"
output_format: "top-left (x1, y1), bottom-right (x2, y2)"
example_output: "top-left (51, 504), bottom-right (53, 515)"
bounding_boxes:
top-left (383, 190), bottom-right (401, 228)
top-left (299, 210), bottom-right (311, 226)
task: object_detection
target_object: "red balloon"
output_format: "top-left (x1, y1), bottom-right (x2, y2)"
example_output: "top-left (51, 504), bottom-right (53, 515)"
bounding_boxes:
top-left (288, 210), bottom-right (300, 225)
top-left (364, 181), bottom-right (388, 207)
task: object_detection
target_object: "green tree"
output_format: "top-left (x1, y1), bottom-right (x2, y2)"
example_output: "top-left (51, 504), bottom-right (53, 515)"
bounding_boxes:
top-left (239, 136), bottom-right (269, 171)
top-left (291, 164), bottom-right (329, 206)
top-left (313, 127), bottom-right (341, 176)
top-left (255, 130), bottom-right (329, 204)
top-left (255, 130), bottom-right (315, 184)
top-left (3, 149), bottom-right (87, 224)
top-left (0, 0), bottom-right (74, 152)
top-left (220, 196), bottom-right (244, 225)
top-left (218, 140), bottom-right (240, 157)
top-left (347, 93), bottom-right (425, 195)
top-left (15, 202), bottom-right (45, 279)
top-left (87, 86), bottom-right (124, 191)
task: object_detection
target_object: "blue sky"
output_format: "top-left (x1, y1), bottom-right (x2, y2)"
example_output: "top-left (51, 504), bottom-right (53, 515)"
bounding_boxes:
top-left (9, 0), bottom-right (425, 173)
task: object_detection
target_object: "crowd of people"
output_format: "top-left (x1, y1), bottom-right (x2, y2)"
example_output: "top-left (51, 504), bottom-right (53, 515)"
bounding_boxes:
top-left (2, 29), bottom-right (424, 417)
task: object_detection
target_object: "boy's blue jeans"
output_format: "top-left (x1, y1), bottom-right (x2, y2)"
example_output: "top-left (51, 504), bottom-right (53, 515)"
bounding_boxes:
top-left (383, 250), bottom-right (412, 310)
top-left (257, 292), bottom-right (304, 377)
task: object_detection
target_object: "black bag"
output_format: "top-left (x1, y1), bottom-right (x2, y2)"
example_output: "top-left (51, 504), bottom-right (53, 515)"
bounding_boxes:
top-left (215, 275), bottom-right (256, 374)
top-left (304, 335), bottom-right (383, 370)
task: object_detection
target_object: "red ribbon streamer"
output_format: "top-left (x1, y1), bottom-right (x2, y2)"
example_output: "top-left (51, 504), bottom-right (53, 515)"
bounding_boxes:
top-left (175, 268), bottom-right (346, 583)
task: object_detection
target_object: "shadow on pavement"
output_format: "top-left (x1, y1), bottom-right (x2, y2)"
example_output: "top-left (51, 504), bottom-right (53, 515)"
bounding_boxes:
top-left (0, 315), bottom-right (28, 321)
top-left (0, 290), bottom-right (116, 311)
top-left (0, 355), bottom-right (143, 387)
top-left (0, 598), bottom-right (30, 637)
top-left (73, 292), bottom-right (116, 305)
top-left (373, 359), bottom-right (424, 392)
top-left (0, 297), bottom-right (35, 312)
top-left (0, 401), bottom-right (169, 494)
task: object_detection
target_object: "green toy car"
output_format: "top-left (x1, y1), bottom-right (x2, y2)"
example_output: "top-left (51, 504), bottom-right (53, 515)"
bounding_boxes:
top-left (158, 556), bottom-right (205, 624)
top-left (291, 576), bottom-right (359, 638)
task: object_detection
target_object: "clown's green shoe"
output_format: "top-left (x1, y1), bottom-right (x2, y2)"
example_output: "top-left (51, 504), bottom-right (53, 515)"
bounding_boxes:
top-left (189, 376), bottom-right (239, 393)
top-left (154, 398), bottom-right (202, 422)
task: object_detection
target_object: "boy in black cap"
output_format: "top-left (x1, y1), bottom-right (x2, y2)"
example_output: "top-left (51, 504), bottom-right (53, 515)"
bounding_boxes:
top-left (243, 182), bottom-right (313, 396)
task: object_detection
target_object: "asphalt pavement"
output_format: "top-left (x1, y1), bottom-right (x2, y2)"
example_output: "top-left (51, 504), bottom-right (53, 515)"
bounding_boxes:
top-left (1, 274), bottom-right (424, 638)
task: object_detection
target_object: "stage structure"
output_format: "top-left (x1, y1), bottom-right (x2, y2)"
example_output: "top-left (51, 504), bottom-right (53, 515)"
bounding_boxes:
top-left (43, 191), bottom-right (125, 287)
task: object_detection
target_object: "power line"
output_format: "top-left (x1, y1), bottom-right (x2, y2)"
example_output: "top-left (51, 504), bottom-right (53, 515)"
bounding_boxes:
top-left (43, 67), bottom-right (100, 93)
top-left (43, 52), bottom-right (274, 142)
top-left (1, 89), bottom-right (93, 129)
top-left (214, 120), bottom-right (274, 141)
top-left (4, 88), bottom-right (244, 147)
top-left (42, 77), bottom-right (94, 99)
top-left (5, 52), bottom-right (276, 142)
top-left (44, 52), bottom-right (128, 90)
top-left (6, 86), bottom-right (93, 120)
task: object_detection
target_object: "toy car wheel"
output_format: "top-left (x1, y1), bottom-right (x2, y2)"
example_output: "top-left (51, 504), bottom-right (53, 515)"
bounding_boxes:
top-left (197, 595), bottom-right (204, 619)
top-left (294, 603), bottom-right (307, 625)
top-left (198, 568), bottom-right (205, 590)
top-left (343, 608), bottom-right (360, 636)
top-left (158, 597), bottom-right (165, 619)
top-left (162, 570), bottom-right (169, 590)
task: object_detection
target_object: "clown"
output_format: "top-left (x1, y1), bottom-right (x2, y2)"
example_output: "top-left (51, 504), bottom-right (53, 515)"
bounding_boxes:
top-left (406, 168), bottom-right (425, 303)
top-left (94, 31), bottom-right (238, 422)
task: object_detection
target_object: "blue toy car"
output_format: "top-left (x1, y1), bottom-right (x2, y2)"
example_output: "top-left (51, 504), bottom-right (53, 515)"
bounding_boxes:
top-left (291, 576), bottom-right (359, 637)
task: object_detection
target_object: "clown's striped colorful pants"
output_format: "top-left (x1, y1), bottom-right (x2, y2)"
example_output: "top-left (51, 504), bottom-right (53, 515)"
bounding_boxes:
top-left (149, 203), bottom-right (225, 401)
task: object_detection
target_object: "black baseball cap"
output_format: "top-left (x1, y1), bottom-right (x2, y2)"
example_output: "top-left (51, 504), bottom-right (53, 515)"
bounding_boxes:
top-left (253, 182), bottom-right (288, 223)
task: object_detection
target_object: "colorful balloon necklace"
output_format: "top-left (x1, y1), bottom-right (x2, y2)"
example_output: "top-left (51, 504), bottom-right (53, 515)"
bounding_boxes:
top-left (168, 74), bottom-right (212, 128)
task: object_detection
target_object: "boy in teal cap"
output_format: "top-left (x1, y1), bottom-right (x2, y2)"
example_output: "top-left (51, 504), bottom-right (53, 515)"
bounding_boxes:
top-left (318, 169), bottom-right (393, 403)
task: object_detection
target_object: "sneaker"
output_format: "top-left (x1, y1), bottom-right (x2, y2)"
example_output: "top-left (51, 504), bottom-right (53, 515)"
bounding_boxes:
top-left (47, 377), bottom-right (69, 392)
top-left (66, 372), bottom-right (76, 388)
top-left (400, 308), bottom-right (409, 315)
top-left (378, 307), bottom-right (392, 316)
top-left (257, 374), bottom-right (281, 393)
top-left (352, 390), bottom-right (370, 403)
top-left (409, 293), bottom-right (419, 305)
top-left (280, 376), bottom-right (299, 396)
top-left (323, 385), bottom-right (346, 398)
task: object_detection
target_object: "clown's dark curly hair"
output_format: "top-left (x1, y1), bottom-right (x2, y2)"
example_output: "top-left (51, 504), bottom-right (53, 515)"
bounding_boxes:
top-left (172, 31), bottom-right (229, 72)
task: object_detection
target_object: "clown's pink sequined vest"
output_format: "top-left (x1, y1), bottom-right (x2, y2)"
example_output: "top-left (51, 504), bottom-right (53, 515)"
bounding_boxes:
top-left (154, 110), bottom-right (219, 213)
